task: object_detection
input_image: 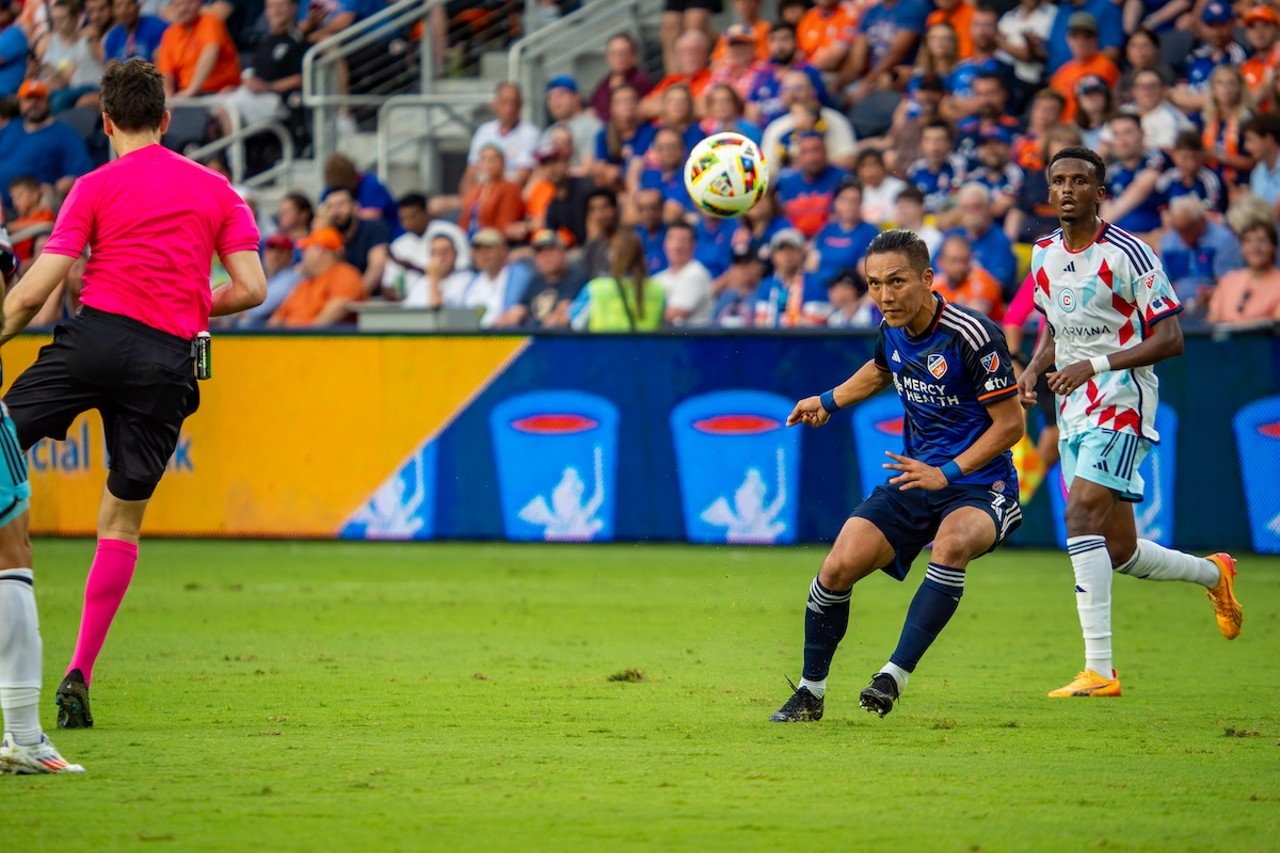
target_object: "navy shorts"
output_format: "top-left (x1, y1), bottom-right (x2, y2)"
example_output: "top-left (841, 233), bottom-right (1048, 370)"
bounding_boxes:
top-left (850, 482), bottom-right (1022, 581)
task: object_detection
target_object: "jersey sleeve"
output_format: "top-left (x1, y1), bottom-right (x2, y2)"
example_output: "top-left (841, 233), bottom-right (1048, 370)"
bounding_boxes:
top-left (873, 326), bottom-right (889, 371)
top-left (215, 181), bottom-right (262, 257)
top-left (1128, 241), bottom-right (1182, 326)
top-left (41, 177), bottom-right (93, 259)
top-left (956, 312), bottom-right (1018, 404)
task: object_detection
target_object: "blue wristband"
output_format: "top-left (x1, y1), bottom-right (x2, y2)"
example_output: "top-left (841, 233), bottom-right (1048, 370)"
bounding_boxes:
top-left (819, 389), bottom-right (839, 414)
top-left (939, 460), bottom-right (963, 484)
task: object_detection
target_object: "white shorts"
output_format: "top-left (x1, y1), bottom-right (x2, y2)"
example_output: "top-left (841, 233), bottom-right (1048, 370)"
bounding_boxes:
top-left (208, 88), bottom-right (284, 126)
top-left (1059, 429), bottom-right (1149, 503)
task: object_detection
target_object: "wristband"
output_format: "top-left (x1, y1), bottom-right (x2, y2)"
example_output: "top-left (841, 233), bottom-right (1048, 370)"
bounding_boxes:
top-left (819, 389), bottom-right (840, 414)
top-left (939, 460), bottom-right (963, 484)
top-left (1089, 355), bottom-right (1111, 375)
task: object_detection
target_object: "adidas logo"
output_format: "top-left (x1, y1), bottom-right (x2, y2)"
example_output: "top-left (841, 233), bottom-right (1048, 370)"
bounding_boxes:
top-left (891, 350), bottom-right (902, 363)
top-left (1093, 460), bottom-right (1110, 473)
top-left (1063, 261), bottom-right (1076, 273)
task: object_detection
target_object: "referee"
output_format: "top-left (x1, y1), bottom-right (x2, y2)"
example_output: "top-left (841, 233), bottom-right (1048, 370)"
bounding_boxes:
top-left (0, 59), bottom-right (267, 729)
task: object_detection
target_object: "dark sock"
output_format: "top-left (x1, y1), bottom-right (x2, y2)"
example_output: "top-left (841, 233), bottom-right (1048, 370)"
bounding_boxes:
top-left (802, 576), bottom-right (852, 681)
top-left (888, 563), bottom-right (965, 673)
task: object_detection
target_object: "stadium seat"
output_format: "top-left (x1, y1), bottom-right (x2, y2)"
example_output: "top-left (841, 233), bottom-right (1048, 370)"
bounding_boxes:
top-left (59, 106), bottom-right (109, 167)
top-left (849, 90), bottom-right (901, 140)
top-left (163, 106), bottom-right (214, 156)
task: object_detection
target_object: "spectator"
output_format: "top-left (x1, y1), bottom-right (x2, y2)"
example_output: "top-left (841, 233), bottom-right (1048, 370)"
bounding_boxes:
top-left (1207, 220), bottom-right (1280, 325)
top-left (5, 174), bottom-right (55, 262)
top-left (932, 233), bottom-right (1004, 320)
top-left (1123, 0), bottom-right (1189, 35)
top-left (322, 152), bottom-right (399, 238)
top-left (1240, 5), bottom-right (1280, 110)
top-left (1124, 67), bottom-right (1191, 152)
top-left (995, 0), bottom-right (1057, 110)
top-left (745, 22), bottom-right (832, 129)
top-left (1158, 130), bottom-right (1226, 219)
top-left (1102, 111), bottom-right (1166, 242)
top-left (155, 0), bottom-right (240, 98)
top-left (587, 84), bottom-right (656, 190)
top-left (297, 0), bottom-right (365, 46)
top-left (906, 120), bottom-right (967, 216)
top-left (711, 244), bottom-right (764, 327)
top-left (659, 0), bottom-right (717, 76)
top-left (1072, 74), bottom-right (1114, 152)
top-left (1116, 26), bottom-right (1173, 102)
top-left (209, 0), bottom-right (304, 141)
top-left (525, 141), bottom-right (591, 249)
top-left (0, 0), bottom-right (27, 99)
top-left (807, 177), bottom-right (878, 286)
top-left (495, 228), bottom-right (588, 329)
top-left (275, 190), bottom-right (314, 252)
top-left (1044, 0), bottom-right (1122, 76)
top-left (236, 232), bottom-right (301, 326)
top-left (540, 75), bottom-right (601, 172)
top-left (945, 8), bottom-right (1012, 118)
top-left (1049, 12), bottom-right (1119, 123)
top-left (711, 0), bottom-right (770, 63)
top-left (103, 0), bottom-right (168, 64)
top-left (733, 188), bottom-right (789, 260)
top-left (640, 29), bottom-right (712, 121)
top-left (796, 0), bottom-right (856, 72)
top-left (864, 71), bottom-right (943, 176)
top-left (968, 127), bottom-right (1023, 222)
top-left (754, 227), bottom-right (829, 327)
top-left (826, 268), bottom-right (882, 327)
top-left (633, 188), bottom-right (668, 275)
top-left (1199, 65), bottom-right (1255, 189)
top-left (943, 182), bottom-right (1017, 297)
top-left (577, 188), bottom-right (620, 279)
top-left (570, 229), bottom-right (664, 331)
top-left (760, 69), bottom-right (858, 172)
top-left (842, 0), bottom-right (931, 105)
top-left (458, 144), bottom-right (526, 243)
top-left (698, 82), bottom-right (762, 144)
top-left (925, 0), bottom-right (975, 59)
top-left (588, 33), bottom-right (653, 123)
top-left (322, 186), bottom-right (388, 295)
top-left (855, 149), bottom-right (906, 225)
top-left (775, 130), bottom-right (851, 239)
top-left (36, 0), bottom-right (105, 112)
top-left (1159, 194), bottom-right (1244, 308)
top-left (446, 228), bottom-right (531, 329)
top-left (893, 184), bottom-right (944, 255)
top-left (707, 23), bottom-right (767, 106)
top-left (1172, 1), bottom-right (1248, 113)
top-left (777, 0), bottom-right (809, 28)
top-left (651, 83), bottom-right (701, 154)
top-left (382, 191), bottom-right (469, 301)
top-left (954, 70), bottom-right (1022, 166)
top-left (268, 226), bottom-right (364, 327)
top-left (1006, 122), bottom-right (1083, 242)
top-left (654, 220), bottom-right (713, 326)
top-left (0, 80), bottom-right (93, 210)
top-left (401, 233), bottom-right (472, 308)
top-left (462, 82), bottom-right (540, 195)
top-left (1012, 87), bottom-right (1066, 172)
top-left (1245, 112), bottom-right (1280, 216)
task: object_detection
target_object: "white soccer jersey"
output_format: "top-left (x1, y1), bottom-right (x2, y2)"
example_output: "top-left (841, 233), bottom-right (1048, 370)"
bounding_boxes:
top-left (1030, 222), bottom-right (1182, 441)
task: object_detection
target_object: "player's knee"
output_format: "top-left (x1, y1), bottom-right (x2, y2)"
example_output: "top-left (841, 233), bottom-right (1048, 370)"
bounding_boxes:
top-left (1064, 495), bottom-right (1110, 536)
top-left (929, 539), bottom-right (974, 569)
top-left (106, 471), bottom-right (157, 502)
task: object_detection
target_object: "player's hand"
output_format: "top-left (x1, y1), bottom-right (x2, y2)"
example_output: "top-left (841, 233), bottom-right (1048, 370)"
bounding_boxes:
top-left (1016, 367), bottom-right (1038, 408)
top-left (1045, 360), bottom-right (1096, 397)
top-left (786, 396), bottom-right (830, 428)
top-left (883, 451), bottom-right (948, 491)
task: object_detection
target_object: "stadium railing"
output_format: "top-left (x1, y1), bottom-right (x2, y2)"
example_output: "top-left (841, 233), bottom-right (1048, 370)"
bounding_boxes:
top-left (375, 92), bottom-right (497, 192)
top-left (186, 117), bottom-right (298, 190)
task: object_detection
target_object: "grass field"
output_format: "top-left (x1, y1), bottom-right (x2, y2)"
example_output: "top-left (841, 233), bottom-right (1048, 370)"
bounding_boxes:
top-left (6, 540), bottom-right (1279, 851)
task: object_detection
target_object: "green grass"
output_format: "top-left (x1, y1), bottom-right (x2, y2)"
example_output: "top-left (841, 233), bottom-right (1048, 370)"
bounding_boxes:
top-left (8, 541), bottom-right (1280, 851)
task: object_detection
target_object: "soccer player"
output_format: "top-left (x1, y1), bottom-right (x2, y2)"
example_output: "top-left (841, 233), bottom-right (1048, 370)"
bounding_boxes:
top-left (1019, 145), bottom-right (1242, 699)
top-left (0, 59), bottom-right (267, 728)
top-left (771, 229), bottom-right (1025, 722)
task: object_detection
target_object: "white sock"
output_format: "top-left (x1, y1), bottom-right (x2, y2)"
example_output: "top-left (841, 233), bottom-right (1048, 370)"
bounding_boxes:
top-left (1067, 536), bottom-right (1113, 677)
top-left (1116, 540), bottom-right (1219, 587)
top-left (0, 570), bottom-right (43, 745)
top-left (798, 678), bottom-right (825, 699)
top-left (879, 661), bottom-right (910, 693)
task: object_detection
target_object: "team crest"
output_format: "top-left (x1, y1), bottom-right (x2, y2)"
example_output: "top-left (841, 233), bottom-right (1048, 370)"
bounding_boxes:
top-left (981, 352), bottom-right (1000, 373)
top-left (992, 480), bottom-right (1006, 494)
top-left (1058, 288), bottom-right (1076, 313)
top-left (927, 353), bottom-right (948, 379)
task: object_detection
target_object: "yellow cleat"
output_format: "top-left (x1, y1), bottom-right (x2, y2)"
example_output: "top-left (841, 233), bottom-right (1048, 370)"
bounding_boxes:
top-left (1048, 669), bottom-right (1122, 698)
top-left (1205, 553), bottom-right (1242, 640)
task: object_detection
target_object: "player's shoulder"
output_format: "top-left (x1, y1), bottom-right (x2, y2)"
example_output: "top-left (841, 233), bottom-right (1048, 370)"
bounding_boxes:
top-left (1033, 227), bottom-right (1063, 251)
top-left (937, 301), bottom-right (1000, 351)
top-left (1097, 221), bottom-right (1157, 275)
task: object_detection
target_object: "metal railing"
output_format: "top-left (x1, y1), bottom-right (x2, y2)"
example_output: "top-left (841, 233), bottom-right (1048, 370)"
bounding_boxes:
top-left (186, 118), bottom-right (299, 190)
top-left (375, 93), bottom-right (493, 192)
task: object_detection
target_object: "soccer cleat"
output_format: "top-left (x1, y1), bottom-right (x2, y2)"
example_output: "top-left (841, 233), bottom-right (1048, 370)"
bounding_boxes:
top-left (1205, 553), bottom-right (1242, 640)
top-left (858, 672), bottom-right (900, 718)
top-left (769, 678), bottom-right (824, 722)
top-left (1048, 669), bottom-right (1122, 698)
top-left (0, 732), bottom-right (85, 774)
top-left (55, 669), bottom-right (93, 729)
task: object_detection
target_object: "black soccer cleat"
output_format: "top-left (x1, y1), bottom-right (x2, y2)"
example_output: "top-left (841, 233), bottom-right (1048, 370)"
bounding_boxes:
top-left (769, 678), bottom-right (824, 722)
top-left (858, 672), bottom-right (900, 718)
top-left (55, 669), bottom-right (93, 729)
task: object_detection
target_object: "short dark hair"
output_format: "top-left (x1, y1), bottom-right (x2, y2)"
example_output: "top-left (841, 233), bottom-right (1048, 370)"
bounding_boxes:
top-left (586, 187), bottom-right (618, 210)
top-left (8, 174), bottom-right (40, 193)
top-left (1109, 110), bottom-right (1143, 134)
top-left (1173, 129), bottom-right (1203, 152)
top-left (666, 220), bottom-right (696, 238)
top-left (973, 70), bottom-right (1006, 90)
top-left (866, 229), bottom-right (931, 274)
top-left (896, 185), bottom-right (926, 205)
top-left (101, 59), bottom-right (166, 132)
top-left (855, 148), bottom-right (885, 169)
top-left (1048, 145), bottom-right (1107, 184)
top-left (397, 191), bottom-right (428, 210)
top-left (1244, 111), bottom-right (1280, 144)
top-left (769, 21), bottom-right (796, 36)
top-left (282, 191), bottom-right (313, 222)
top-left (922, 119), bottom-right (954, 141)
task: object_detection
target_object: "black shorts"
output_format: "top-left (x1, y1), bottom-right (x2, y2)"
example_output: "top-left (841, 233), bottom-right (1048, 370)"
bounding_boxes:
top-left (6, 307), bottom-right (199, 497)
top-left (850, 482), bottom-right (1022, 581)
top-left (663, 0), bottom-right (723, 13)
top-left (1035, 371), bottom-right (1057, 427)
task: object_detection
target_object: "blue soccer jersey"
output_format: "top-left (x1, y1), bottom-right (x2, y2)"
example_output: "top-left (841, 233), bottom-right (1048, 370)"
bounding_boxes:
top-left (1107, 149), bottom-right (1167, 235)
top-left (874, 295), bottom-right (1019, 487)
top-left (906, 154), bottom-right (967, 214)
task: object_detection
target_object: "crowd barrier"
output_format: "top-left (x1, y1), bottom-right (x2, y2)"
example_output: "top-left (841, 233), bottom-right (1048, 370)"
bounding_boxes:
top-left (5, 329), bottom-right (1279, 553)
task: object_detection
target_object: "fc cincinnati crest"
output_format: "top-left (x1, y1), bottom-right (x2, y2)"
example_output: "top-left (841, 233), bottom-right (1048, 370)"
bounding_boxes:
top-left (981, 352), bottom-right (1000, 373)
top-left (1058, 288), bottom-right (1076, 313)
top-left (927, 353), bottom-right (948, 379)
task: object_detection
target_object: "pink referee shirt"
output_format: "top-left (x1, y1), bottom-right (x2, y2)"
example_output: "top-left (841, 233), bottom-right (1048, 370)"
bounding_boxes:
top-left (43, 144), bottom-right (260, 340)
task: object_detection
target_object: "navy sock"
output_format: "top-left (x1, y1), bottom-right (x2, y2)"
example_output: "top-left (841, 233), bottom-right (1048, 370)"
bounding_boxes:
top-left (888, 563), bottom-right (965, 673)
top-left (802, 576), bottom-right (852, 681)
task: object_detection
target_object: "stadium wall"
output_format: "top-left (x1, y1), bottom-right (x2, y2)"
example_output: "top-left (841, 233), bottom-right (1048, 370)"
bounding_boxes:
top-left (6, 331), bottom-right (1279, 553)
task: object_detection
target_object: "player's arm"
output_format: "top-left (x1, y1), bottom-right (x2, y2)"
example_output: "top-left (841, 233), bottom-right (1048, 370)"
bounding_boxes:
top-left (0, 252), bottom-right (76, 345)
top-left (210, 249), bottom-right (268, 317)
top-left (787, 357), bottom-right (892, 428)
top-left (1017, 319), bottom-right (1055, 406)
top-left (888, 393), bottom-right (1025, 490)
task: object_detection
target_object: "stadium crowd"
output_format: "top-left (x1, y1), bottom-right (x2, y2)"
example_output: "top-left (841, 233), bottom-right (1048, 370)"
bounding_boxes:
top-left (4, 0), bottom-right (1280, 330)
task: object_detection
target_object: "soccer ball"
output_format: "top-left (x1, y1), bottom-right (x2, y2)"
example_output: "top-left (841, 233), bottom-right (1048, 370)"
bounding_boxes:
top-left (684, 132), bottom-right (769, 218)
